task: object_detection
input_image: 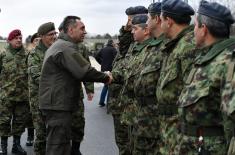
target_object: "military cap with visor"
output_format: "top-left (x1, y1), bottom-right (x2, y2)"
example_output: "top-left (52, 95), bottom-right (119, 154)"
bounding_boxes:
top-left (38, 22), bottom-right (56, 35)
top-left (161, 0), bottom-right (195, 16)
top-left (197, 0), bottom-right (235, 25)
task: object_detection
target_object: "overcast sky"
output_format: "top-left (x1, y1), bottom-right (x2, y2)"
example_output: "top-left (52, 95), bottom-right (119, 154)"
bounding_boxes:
top-left (0, 0), bottom-right (153, 39)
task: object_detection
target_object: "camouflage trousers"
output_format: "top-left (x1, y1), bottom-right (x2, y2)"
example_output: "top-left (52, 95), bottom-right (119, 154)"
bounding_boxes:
top-left (178, 135), bottom-right (227, 155)
top-left (30, 97), bottom-right (46, 155)
top-left (30, 99), bottom-right (85, 155)
top-left (0, 100), bottom-right (29, 137)
top-left (71, 100), bottom-right (85, 143)
top-left (132, 111), bottom-right (161, 155)
top-left (113, 114), bottom-right (130, 155)
top-left (158, 115), bottom-right (181, 155)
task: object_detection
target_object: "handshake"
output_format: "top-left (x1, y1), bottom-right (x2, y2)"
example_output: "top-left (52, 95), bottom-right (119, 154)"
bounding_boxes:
top-left (104, 71), bottom-right (113, 84)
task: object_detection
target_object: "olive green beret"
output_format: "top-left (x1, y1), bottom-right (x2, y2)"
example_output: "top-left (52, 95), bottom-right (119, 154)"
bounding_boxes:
top-left (37, 22), bottom-right (55, 35)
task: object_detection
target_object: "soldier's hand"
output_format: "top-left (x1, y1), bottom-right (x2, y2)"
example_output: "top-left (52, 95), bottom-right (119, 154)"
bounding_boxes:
top-left (87, 93), bottom-right (94, 101)
top-left (124, 18), bottom-right (132, 31)
top-left (105, 71), bottom-right (113, 84)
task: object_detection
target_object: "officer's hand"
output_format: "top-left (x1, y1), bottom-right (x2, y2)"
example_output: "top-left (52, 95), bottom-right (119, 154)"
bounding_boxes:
top-left (87, 93), bottom-right (94, 101)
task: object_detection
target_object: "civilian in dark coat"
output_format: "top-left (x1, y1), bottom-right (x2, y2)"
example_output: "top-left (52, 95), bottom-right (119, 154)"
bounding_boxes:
top-left (95, 39), bottom-right (117, 106)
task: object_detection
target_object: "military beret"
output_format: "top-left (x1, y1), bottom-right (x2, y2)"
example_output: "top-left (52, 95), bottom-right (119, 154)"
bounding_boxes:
top-left (198, 0), bottom-right (235, 25)
top-left (125, 7), bottom-right (135, 15)
top-left (30, 33), bottom-right (39, 43)
top-left (148, 2), bottom-right (161, 15)
top-left (133, 6), bottom-right (148, 15)
top-left (161, 0), bottom-right (194, 16)
top-left (132, 14), bottom-right (148, 25)
top-left (8, 29), bottom-right (22, 41)
top-left (37, 22), bottom-right (55, 35)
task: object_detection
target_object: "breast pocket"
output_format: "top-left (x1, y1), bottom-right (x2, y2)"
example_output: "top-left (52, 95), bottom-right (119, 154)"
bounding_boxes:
top-left (141, 62), bottom-right (161, 76)
top-left (160, 64), bottom-right (178, 89)
top-left (179, 84), bottom-right (210, 108)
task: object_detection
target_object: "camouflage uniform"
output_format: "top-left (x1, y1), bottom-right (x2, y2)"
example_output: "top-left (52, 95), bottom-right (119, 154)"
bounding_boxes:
top-left (28, 41), bottom-right (48, 155)
top-left (119, 38), bottom-right (153, 153)
top-left (108, 53), bottom-right (129, 155)
top-left (155, 26), bottom-right (197, 155)
top-left (0, 44), bottom-right (29, 137)
top-left (132, 35), bottom-right (165, 155)
top-left (107, 25), bottom-right (134, 155)
top-left (72, 43), bottom-right (94, 144)
top-left (178, 38), bottom-right (235, 155)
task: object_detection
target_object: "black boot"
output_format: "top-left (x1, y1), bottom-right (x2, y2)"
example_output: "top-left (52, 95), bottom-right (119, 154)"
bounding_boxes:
top-left (71, 141), bottom-right (82, 155)
top-left (26, 128), bottom-right (34, 146)
top-left (0, 137), bottom-right (8, 155)
top-left (12, 135), bottom-right (27, 155)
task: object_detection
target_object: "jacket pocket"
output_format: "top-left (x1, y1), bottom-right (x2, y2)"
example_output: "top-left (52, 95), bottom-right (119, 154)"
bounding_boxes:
top-left (141, 62), bottom-right (161, 75)
top-left (160, 64), bottom-right (178, 89)
top-left (179, 85), bottom-right (210, 107)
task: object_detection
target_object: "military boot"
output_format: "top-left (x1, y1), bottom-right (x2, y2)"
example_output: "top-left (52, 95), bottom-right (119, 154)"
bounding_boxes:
top-left (26, 128), bottom-right (34, 146)
top-left (12, 135), bottom-right (27, 155)
top-left (71, 141), bottom-right (82, 155)
top-left (0, 137), bottom-right (8, 155)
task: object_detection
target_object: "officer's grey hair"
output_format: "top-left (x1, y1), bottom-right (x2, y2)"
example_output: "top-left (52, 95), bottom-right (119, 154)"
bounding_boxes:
top-left (63, 16), bottom-right (81, 33)
top-left (197, 14), bottom-right (230, 38)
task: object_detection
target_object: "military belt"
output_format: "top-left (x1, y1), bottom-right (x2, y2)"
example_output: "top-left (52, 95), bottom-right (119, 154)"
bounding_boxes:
top-left (180, 123), bottom-right (224, 137)
top-left (136, 96), bottom-right (156, 106)
top-left (156, 104), bottom-right (178, 117)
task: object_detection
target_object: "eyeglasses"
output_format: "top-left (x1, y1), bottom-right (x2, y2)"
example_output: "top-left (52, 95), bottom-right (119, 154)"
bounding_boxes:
top-left (46, 32), bottom-right (58, 36)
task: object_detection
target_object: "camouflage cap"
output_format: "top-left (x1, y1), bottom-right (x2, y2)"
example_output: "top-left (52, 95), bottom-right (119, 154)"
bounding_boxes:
top-left (132, 14), bottom-right (148, 25)
top-left (37, 22), bottom-right (55, 35)
top-left (161, 0), bottom-right (194, 16)
top-left (148, 2), bottom-right (161, 15)
top-left (198, 0), bottom-right (235, 25)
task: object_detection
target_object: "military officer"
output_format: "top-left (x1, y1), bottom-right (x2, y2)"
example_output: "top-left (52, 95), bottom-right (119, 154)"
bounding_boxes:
top-left (132, 2), bottom-right (166, 154)
top-left (0, 30), bottom-right (28, 155)
top-left (178, 1), bottom-right (235, 154)
top-left (155, 0), bottom-right (197, 154)
top-left (28, 22), bottom-right (57, 155)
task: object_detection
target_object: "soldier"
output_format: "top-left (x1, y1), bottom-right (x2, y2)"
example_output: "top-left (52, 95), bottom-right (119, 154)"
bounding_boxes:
top-left (39, 16), bottom-right (112, 155)
top-left (28, 22), bottom-right (57, 155)
top-left (108, 6), bottom-right (148, 155)
top-left (132, 2), bottom-right (165, 154)
top-left (117, 6), bottom-right (148, 58)
top-left (155, 0), bottom-right (197, 154)
top-left (117, 14), bottom-right (152, 154)
top-left (177, 0), bottom-right (235, 154)
top-left (0, 30), bottom-right (28, 155)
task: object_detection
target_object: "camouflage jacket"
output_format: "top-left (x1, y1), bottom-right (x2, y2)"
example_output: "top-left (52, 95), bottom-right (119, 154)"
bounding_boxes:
top-left (77, 43), bottom-right (94, 98)
top-left (178, 38), bottom-right (235, 154)
top-left (107, 53), bottom-right (127, 114)
top-left (120, 38), bottom-right (153, 125)
top-left (0, 44), bottom-right (28, 102)
top-left (156, 26), bottom-right (197, 112)
top-left (28, 41), bottom-right (47, 107)
top-left (133, 36), bottom-right (166, 138)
